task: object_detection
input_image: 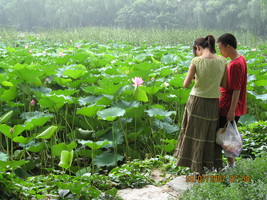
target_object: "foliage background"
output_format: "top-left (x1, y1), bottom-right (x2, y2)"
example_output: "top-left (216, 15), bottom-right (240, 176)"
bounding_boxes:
top-left (0, 0), bottom-right (267, 38)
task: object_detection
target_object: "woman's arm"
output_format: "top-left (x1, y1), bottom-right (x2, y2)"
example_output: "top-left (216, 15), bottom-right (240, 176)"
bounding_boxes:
top-left (220, 64), bottom-right (228, 88)
top-left (183, 64), bottom-right (196, 88)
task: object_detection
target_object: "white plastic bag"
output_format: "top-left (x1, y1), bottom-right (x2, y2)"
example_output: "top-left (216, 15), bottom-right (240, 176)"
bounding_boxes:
top-left (216, 121), bottom-right (242, 157)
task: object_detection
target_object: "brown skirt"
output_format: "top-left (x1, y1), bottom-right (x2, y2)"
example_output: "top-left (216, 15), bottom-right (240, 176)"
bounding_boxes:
top-left (173, 95), bottom-right (223, 172)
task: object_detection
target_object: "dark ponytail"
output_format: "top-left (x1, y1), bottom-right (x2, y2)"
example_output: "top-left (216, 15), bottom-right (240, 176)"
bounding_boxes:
top-left (193, 35), bottom-right (216, 55)
top-left (206, 35), bottom-right (216, 54)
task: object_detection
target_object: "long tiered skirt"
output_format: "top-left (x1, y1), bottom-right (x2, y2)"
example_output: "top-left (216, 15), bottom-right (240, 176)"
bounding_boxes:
top-left (174, 95), bottom-right (223, 172)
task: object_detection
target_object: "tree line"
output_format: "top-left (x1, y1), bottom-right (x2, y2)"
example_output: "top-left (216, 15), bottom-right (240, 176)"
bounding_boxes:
top-left (0, 0), bottom-right (266, 37)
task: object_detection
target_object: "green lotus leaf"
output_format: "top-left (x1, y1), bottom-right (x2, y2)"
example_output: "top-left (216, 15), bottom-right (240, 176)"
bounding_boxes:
top-left (159, 67), bottom-right (173, 77)
top-left (64, 64), bottom-right (87, 79)
top-left (0, 160), bottom-right (29, 172)
top-left (134, 87), bottom-right (148, 102)
top-left (31, 87), bottom-right (52, 98)
top-left (97, 107), bottom-right (126, 121)
top-left (75, 166), bottom-right (92, 176)
top-left (1, 81), bottom-right (13, 87)
top-left (78, 140), bottom-right (111, 150)
top-left (155, 144), bottom-right (176, 152)
top-left (0, 124), bottom-right (12, 138)
top-left (0, 74), bottom-right (7, 83)
top-left (93, 152), bottom-right (124, 167)
top-left (51, 142), bottom-right (77, 157)
top-left (12, 64), bottom-right (43, 83)
top-left (125, 106), bottom-right (145, 118)
top-left (1, 86), bottom-right (17, 101)
top-left (0, 110), bottom-right (13, 124)
top-left (36, 126), bottom-right (58, 139)
top-left (134, 54), bottom-right (147, 62)
top-left (239, 114), bottom-right (258, 125)
top-left (54, 77), bottom-right (72, 86)
top-left (100, 127), bottom-right (124, 147)
top-left (12, 136), bottom-right (33, 144)
top-left (0, 124), bottom-right (24, 139)
top-left (132, 61), bottom-right (156, 72)
top-left (255, 79), bottom-right (267, 87)
top-left (73, 52), bottom-right (89, 62)
top-left (169, 74), bottom-right (184, 87)
top-left (0, 152), bottom-right (8, 161)
top-left (26, 142), bottom-right (45, 153)
top-left (51, 89), bottom-right (78, 96)
top-left (55, 56), bottom-right (70, 65)
top-left (94, 83), bottom-right (124, 95)
top-left (95, 95), bottom-right (113, 106)
top-left (39, 94), bottom-right (72, 109)
top-left (11, 125), bottom-right (25, 139)
top-left (256, 94), bottom-right (267, 101)
top-left (153, 119), bottom-right (179, 133)
top-left (21, 111), bottom-right (53, 121)
top-left (24, 116), bottom-right (53, 130)
top-left (142, 86), bottom-right (163, 95)
top-left (58, 150), bottom-right (73, 169)
top-left (113, 100), bottom-right (139, 109)
top-left (161, 54), bottom-right (179, 64)
top-left (172, 88), bottom-right (190, 104)
top-left (145, 108), bottom-right (176, 119)
top-left (78, 96), bottom-right (101, 106)
top-left (77, 105), bottom-right (105, 117)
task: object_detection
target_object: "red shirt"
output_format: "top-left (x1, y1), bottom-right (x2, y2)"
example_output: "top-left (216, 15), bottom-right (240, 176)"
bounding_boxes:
top-left (219, 55), bottom-right (247, 117)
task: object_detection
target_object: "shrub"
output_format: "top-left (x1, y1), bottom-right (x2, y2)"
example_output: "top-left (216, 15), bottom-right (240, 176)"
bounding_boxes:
top-left (239, 121), bottom-right (267, 158)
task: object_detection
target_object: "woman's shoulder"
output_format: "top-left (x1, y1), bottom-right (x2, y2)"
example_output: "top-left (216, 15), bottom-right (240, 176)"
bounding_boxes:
top-left (216, 56), bottom-right (227, 64)
top-left (191, 56), bottom-right (227, 64)
top-left (191, 56), bottom-right (203, 64)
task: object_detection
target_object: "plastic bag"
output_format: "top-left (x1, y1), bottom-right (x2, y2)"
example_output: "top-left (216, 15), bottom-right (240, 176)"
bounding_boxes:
top-left (216, 121), bottom-right (242, 157)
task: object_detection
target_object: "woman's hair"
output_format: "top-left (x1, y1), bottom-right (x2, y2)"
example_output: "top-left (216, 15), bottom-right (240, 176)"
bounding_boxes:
top-left (217, 33), bottom-right (237, 49)
top-left (193, 35), bottom-right (216, 56)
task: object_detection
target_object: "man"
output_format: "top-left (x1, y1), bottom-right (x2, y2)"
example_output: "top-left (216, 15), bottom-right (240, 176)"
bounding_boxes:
top-left (217, 33), bottom-right (247, 168)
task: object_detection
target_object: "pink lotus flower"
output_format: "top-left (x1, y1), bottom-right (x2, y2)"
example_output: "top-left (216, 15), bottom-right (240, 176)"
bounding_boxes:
top-left (151, 77), bottom-right (155, 81)
top-left (58, 52), bottom-right (66, 56)
top-left (70, 39), bottom-right (73, 43)
top-left (25, 45), bottom-right (29, 49)
top-left (76, 45), bottom-right (81, 49)
top-left (132, 77), bottom-right (144, 87)
top-left (29, 50), bottom-right (33, 53)
top-left (45, 77), bottom-right (49, 82)
top-left (30, 99), bottom-right (36, 106)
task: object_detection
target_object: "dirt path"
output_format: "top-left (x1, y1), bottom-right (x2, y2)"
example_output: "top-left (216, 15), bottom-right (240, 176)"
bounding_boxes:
top-left (117, 175), bottom-right (194, 200)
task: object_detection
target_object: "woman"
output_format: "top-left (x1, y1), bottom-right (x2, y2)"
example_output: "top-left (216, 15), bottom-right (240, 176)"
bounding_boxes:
top-left (174, 35), bottom-right (227, 176)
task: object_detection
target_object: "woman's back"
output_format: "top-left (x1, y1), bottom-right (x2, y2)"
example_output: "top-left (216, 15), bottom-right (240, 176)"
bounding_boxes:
top-left (190, 56), bottom-right (227, 98)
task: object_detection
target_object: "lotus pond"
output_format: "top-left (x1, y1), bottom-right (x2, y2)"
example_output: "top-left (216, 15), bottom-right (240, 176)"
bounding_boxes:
top-left (0, 33), bottom-right (267, 199)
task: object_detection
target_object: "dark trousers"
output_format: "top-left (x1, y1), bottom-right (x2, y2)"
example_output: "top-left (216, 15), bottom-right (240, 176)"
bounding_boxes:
top-left (219, 116), bottom-right (240, 128)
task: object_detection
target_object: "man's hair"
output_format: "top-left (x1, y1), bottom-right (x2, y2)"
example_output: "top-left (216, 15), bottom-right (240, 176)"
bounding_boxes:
top-left (217, 33), bottom-right (237, 49)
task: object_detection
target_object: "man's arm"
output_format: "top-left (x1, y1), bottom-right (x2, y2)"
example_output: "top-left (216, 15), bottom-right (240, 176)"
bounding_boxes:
top-left (227, 90), bottom-right (240, 121)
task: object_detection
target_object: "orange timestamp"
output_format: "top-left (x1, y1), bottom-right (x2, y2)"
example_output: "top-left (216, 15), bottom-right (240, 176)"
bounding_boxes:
top-left (186, 175), bottom-right (251, 183)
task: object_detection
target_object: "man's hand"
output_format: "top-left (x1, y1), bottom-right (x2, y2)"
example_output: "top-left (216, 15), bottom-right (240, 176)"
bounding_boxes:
top-left (227, 110), bottom-right (235, 121)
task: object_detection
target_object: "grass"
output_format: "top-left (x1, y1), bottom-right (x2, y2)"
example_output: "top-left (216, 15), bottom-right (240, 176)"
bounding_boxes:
top-left (180, 154), bottom-right (267, 200)
top-left (0, 27), bottom-right (266, 47)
